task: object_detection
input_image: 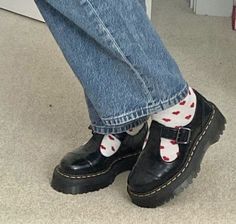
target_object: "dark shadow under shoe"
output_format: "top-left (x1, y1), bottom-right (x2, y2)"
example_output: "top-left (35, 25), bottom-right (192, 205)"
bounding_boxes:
top-left (127, 90), bottom-right (226, 208)
top-left (51, 122), bottom-right (148, 194)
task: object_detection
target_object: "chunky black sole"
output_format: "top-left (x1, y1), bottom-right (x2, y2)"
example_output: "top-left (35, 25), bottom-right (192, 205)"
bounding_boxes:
top-left (127, 104), bottom-right (226, 208)
top-left (51, 153), bottom-right (139, 194)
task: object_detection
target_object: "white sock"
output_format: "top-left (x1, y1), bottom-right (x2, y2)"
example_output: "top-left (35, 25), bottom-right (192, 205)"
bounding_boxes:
top-left (100, 123), bottom-right (144, 157)
top-left (151, 87), bottom-right (197, 162)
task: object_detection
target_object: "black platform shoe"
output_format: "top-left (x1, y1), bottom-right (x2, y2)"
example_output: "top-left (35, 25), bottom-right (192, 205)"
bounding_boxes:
top-left (127, 90), bottom-right (226, 208)
top-left (51, 122), bottom-right (148, 194)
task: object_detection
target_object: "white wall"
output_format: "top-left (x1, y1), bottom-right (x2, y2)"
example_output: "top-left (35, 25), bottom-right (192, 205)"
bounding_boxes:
top-left (0, 0), bottom-right (43, 21)
top-left (0, 0), bottom-right (152, 22)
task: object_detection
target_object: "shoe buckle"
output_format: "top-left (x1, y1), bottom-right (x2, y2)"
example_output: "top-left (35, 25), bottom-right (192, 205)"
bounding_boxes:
top-left (176, 127), bottom-right (191, 144)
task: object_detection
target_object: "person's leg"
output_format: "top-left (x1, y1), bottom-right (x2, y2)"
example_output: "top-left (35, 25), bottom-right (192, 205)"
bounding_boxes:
top-left (35, 0), bottom-right (188, 135)
top-left (84, 0), bottom-right (146, 132)
top-left (34, 0), bottom-right (226, 204)
top-left (137, 0), bottom-right (147, 11)
top-left (35, 0), bottom-right (150, 134)
top-left (35, 0), bottom-right (149, 194)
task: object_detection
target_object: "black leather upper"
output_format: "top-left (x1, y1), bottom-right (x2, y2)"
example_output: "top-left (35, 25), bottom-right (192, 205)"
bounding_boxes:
top-left (58, 122), bottom-right (148, 175)
top-left (128, 90), bottom-right (213, 193)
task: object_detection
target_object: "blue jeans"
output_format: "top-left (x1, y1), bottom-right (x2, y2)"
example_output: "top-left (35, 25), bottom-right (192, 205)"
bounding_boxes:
top-left (34, 0), bottom-right (188, 134)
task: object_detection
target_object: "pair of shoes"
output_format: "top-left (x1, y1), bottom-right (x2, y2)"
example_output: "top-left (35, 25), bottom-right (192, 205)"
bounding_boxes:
top-left (51, 89), bottom-right (226, 208)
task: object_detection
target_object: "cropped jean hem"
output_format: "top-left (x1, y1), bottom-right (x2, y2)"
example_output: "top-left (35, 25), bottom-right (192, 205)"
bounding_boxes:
top-left (91, 116), bottom-right (150, 135)
top-left (91, 83), bottom-right (189, 134)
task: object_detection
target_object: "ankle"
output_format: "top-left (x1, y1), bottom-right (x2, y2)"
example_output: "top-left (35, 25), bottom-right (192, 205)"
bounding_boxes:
top-left (151, 87), bottom-right (196, 128)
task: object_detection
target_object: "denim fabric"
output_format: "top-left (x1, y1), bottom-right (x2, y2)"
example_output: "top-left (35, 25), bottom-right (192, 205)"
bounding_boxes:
top-left (34, 0), bottom-right (188, 134)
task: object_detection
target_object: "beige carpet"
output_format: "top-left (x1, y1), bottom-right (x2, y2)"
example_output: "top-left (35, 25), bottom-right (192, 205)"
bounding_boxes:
top-left (0, 0), bottom-right (235, 223)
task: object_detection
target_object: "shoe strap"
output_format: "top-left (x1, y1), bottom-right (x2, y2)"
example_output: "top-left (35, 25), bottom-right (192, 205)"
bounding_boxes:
top-left (156, 123), bottom-right (191, 145)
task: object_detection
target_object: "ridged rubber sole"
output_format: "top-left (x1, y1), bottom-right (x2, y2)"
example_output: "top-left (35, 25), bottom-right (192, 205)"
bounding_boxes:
top-left (51, 153), bottom-right (139, 194)
top-left (127, 104), bottom-right (226, 208)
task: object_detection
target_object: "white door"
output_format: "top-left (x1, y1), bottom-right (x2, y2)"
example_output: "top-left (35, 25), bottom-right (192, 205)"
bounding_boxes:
top-left (196, 0), bottom-right (232, 17)
top-left (0, 0), bottom-right (152, 21)
top-left (189, 0), bottom-right (233, 17)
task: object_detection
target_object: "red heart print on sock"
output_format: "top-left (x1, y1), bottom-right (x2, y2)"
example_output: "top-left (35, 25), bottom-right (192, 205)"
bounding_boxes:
top-left (111, 146), bottom-right (115, 152)
top-left (162, 118), bottom-right (171, 122)
top-left (160, 145), bottom-right (165, 149)
top-left (108, 135), bottom-right (115, 140)
top-left (179, 100), bottom-right (186, 105)
top-left (185, 115), bottom-right (192, 120)
top-left (163, 156), bottom-right (170, 161)
top-left (100, 144), bottom-right (106, 150)
top-left (172, 111), bottom-right (180, 115)
top-left (170, 140), bottom-right (177, 145)
top-left (175, 126), bottom-right (182, 129)
top-left (190, 102), bottom-right (195, 108)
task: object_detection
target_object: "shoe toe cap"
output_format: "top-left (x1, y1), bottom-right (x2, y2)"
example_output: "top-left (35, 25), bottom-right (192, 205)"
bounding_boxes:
top-left (58, 152), bottom-right (93, 175)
